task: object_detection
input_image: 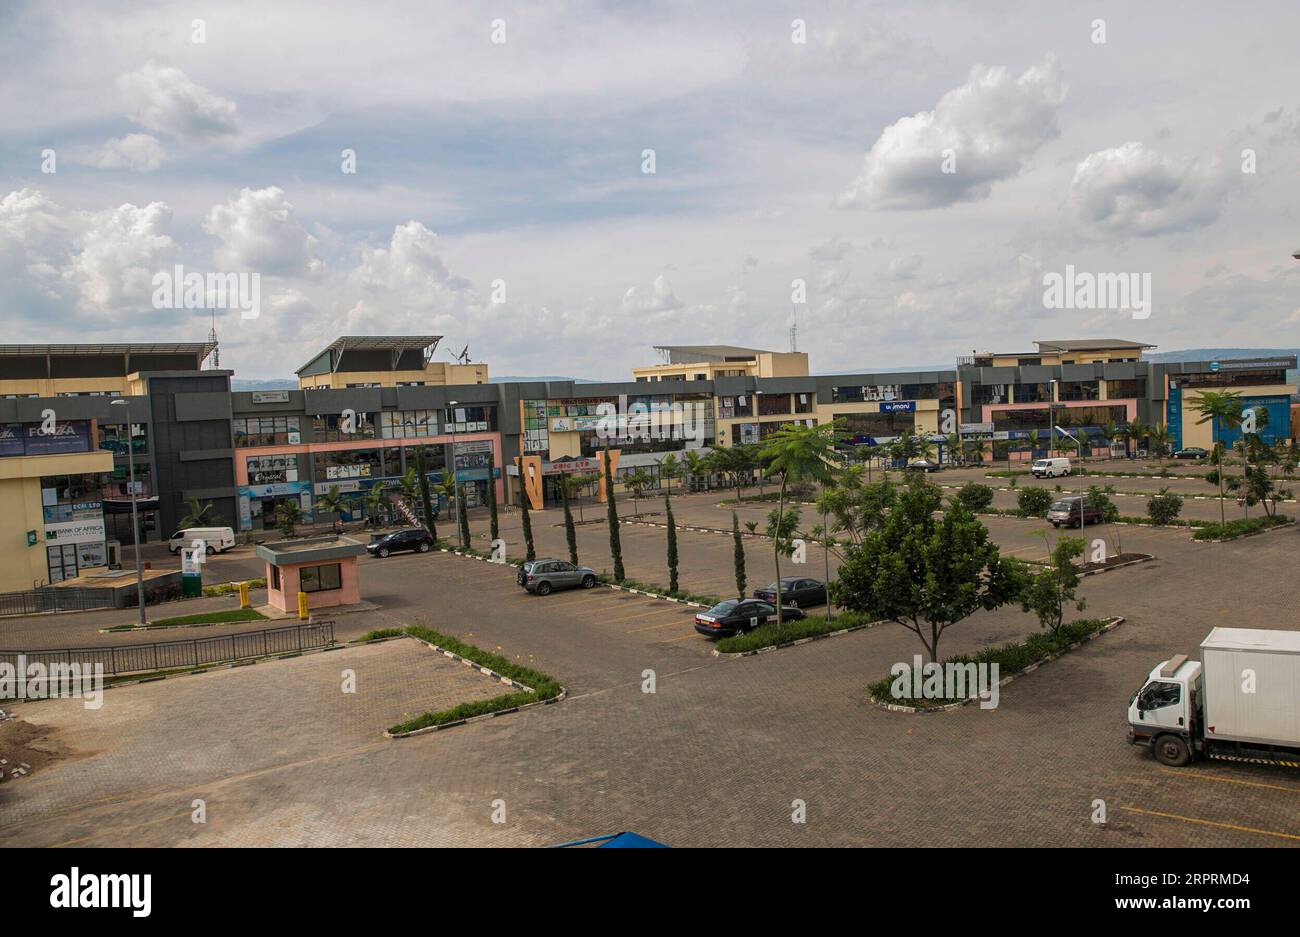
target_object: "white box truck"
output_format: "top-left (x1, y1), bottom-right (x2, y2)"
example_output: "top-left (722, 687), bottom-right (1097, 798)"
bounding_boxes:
top-left (1128, 628), bottom-right (1300, 767)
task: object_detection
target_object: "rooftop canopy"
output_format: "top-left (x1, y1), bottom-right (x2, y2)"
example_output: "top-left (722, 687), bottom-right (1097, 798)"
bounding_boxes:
top-left (1033, 339), bottom-right (1157, 352)
top-left (652, 344), bottom-right (777, 365)
top-left (0, 342), bottom-right (217, 357)
top-left (296, 336), bottom-right (442, 376)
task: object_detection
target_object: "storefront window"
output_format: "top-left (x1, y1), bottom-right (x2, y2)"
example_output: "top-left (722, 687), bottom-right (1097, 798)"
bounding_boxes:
top-left (246, 454), bottom-right (300, 484)
top-left (380, 410), bottom-right (439, 439)
top-left (233, 416), bottom-right (302, 446)
top-left (313, 448), bottom-right (384, 483)
top-left (99, 422), bottom-right (148, 455)
top-left (311, 413), bottom-right (374, 442)
top-left (442, 405), bottom-right (496, 433)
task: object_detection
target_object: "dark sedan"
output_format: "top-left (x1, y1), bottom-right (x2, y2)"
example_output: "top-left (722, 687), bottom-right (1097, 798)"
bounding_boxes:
top-left (753, 577), bottom-right (827, 608)
top-left (1173, 447), bottom-right (1209, 460)
top-left (366, 528), bottom-right (434, 558)
top-left (693, 599), bottom-right (805, 638)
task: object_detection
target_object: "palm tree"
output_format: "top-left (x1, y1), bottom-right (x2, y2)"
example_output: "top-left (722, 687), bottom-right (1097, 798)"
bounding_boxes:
top-left (683, 449), bottom-right (709, 492)
top-left (1148, 423), bottom-right (1173, 465)
top-left (760, 419), bottom-right (844, 620)
top-left (316, 485), bottom-right (349, 530)
top-left (622, 469), bottom-right (653, 514)
top-left (179, 496), bottom-right (223, 528)
top-left (275, 500), bottom-right (303, 537)
top-left (433, 472), bottom-right (460, 546)
top-left (656, 452), bottom-right (682, 501)
top-left (363, 486), bottom-right (389, 528)
top-left (1192, 391), bottom-right (1245, 526)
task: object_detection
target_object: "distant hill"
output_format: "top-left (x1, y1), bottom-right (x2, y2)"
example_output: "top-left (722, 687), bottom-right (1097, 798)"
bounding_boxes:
top-left (232, 378), bottom-right (297, 391)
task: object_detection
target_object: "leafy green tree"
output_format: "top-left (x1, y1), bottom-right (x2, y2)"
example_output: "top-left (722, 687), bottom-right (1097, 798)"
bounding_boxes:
top-left (515, 458), bottom-right (536, 561)
top-left (602, 449), bottom-right (625, 581)
top-left (414, 447), bottom-right (438, 543)
top-left (760, 420), bottom-right (843, 615)
top-left (683, 449), bottom-right (710, 492)
top-left (1193, 390), bottom-right (1244, 525)
top-left (832, 475), bottom-right (1025, 662)
top-left (816, 475), bottom-right (896, 550)
top-left (622, 468), bottom-right (654, 514)
top-left (363, 486), bottom-right (389, 528)
top-left (1021, 536), bottom-right (1086, 633)
top-left (1017, 486), bottom-right (1053, 517)
top-left (434, 473), bottom-right (459, 544)
top-left (731, 510), bottom-right (747, 600)
top-left (315, 484), bottom-right (348, 521)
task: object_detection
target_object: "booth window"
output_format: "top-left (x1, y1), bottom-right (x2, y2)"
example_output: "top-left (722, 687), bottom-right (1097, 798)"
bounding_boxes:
top-left (271, 566), bottom-right (281, 590)
top-left (299, 563), bottom-right (342, 593)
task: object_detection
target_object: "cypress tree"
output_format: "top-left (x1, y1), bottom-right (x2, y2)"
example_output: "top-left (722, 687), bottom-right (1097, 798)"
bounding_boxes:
top-left (415, 446), bottom-right (437, 544)
top-left (487, 451), bottom-right (500, 543)
top-left (458, 481), bottom-right (471, 550)
top-left (732, 510), bottom-right (746, 600)
top-left (665, 491), bottom-right (678, 594)
top-left (603, 448), bottom-right (625, 582)
top-left (561, 471), bottom-right (578, 565)
top-left (517, 458), bottom-right (536, 561)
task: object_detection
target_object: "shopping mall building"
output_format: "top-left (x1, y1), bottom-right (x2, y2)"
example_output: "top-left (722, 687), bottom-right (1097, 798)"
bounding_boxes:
top-left (1, 335), bottom-right (1293, 591)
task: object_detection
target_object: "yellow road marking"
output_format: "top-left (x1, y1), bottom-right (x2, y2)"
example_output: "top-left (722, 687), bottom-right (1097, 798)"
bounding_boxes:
top-left (1160, 768), bottom-right (1300, 794)
top-left (1121, 806), bottom-right (1300, 842)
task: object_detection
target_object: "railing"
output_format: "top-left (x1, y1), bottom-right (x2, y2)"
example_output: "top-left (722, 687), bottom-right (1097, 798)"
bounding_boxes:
top-left (0, 588), bottom-right (110, 618)
top-left (0, 621), bottom-right (335, 677)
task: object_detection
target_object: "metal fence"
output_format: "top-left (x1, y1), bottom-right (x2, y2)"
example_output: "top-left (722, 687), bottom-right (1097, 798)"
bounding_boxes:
top-left (0, 621), bottom-right (336, 678)
top-left (0, 588), bottom-right (110, 617)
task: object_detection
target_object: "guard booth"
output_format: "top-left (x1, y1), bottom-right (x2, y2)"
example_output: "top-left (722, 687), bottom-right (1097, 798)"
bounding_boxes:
top-left (255, 536), bottom-right (366, 614)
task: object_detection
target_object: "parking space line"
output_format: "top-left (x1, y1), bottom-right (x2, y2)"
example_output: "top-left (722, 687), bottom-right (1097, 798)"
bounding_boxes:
top-left (599, 606), bottom-right (692, 626)
top-left (1159, 768), bottom-right (1300, 794)
top-left (626, 618), bottom-right (695, 634)
top-left (1120, 806), bottom-right (1300, 842)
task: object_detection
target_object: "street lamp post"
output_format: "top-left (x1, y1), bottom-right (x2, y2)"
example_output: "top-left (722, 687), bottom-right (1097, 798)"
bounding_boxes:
top-left (1047, 379), bottom-right (1059, 458)
top-left (111, 399), bottom-right (146, 625)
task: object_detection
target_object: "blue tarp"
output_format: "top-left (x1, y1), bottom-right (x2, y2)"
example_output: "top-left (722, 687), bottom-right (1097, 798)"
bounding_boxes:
top-left (549, 831), bottom-right (670, 848)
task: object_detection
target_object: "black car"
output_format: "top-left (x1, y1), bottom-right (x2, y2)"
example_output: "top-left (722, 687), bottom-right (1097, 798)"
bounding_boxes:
top-left (694, 599), bottom-right (805, 638)
top-left (366, 528), bottom-right (434, 558)
top-left (753, 577), bottom-right (827, 608)
top-left (1173, 447), bottom-right (1208, 460)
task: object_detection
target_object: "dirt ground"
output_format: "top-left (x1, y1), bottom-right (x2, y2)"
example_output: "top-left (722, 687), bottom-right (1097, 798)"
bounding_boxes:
top-left (0, 716), bottom-right (77, 783)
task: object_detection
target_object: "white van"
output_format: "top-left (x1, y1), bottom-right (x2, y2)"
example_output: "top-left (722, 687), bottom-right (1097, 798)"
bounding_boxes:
top-left (169, 526), bottom-right (236, 555)
top-left (1031, 457), bottom-right (1071, 479)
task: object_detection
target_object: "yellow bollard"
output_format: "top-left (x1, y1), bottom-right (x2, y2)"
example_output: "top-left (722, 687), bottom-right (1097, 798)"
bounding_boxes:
top-left (297, 591), bottom-right (309, 620)
top-left (238, 580), bottom-right (250, 609)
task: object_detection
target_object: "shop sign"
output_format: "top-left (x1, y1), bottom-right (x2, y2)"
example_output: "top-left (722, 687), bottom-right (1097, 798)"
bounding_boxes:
top-left (44, 517), bottom-right (107, 544)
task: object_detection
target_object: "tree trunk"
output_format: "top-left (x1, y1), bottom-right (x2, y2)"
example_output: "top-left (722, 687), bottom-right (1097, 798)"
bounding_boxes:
top-left (773, 479), bottom-right (787, 633)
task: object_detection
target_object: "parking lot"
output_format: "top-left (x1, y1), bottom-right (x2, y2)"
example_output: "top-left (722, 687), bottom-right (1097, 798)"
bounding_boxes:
top-left (2, 466), bottom-right (1298, 848)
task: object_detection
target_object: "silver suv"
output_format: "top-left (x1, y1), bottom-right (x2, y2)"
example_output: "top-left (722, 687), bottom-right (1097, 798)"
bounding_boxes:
top-left (517, 558), bottom-right (598, 595)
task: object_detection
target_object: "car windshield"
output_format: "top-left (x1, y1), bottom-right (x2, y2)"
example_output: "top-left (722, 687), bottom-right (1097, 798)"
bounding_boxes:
top-left (705, 601), bottom-right (738, 616)
top-left (1033, 460), bottom-right (1049, 467)
top-left (1051, 500), bottom-right (1073, 511)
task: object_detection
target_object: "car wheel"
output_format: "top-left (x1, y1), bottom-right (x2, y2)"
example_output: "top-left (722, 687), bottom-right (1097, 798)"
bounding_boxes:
top-left (1153, 734), bottom-right (1191, 767)
top-left (581, 574), bottom-right (596, 588)
top-left (418, 541), bottom-right (430, 552)
top-left (377, 547), bottom-right (390, 558)
top-left (206, 545), bottom-right (215, 556)
top-left (535, 581), bottom-right (552, 596)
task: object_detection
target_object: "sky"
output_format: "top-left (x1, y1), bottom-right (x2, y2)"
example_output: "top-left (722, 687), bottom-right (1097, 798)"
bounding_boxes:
top-left (2, 0), bottom-right (1298, 380)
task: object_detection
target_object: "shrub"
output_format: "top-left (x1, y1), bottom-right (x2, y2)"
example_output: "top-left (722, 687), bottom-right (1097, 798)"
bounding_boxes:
top-left (1016, 487), bottom-right (1054, 517)
top-left (716, 611), bottom-right (876, 654)
top-left (1192, 514), bottom-right (1291, 541)
top-left (957, 482), bottom-right (995, 511)
top-left (1146, 488), bottom-right (1184, 525)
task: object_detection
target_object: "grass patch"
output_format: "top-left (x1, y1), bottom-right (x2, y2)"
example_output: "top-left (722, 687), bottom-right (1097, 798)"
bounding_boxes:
top-left (355, 627), bottom-right (405, 642)
top-left (1191, 514), bottom-right (1292, 541)
top-left (202, 578), bottom-right (266, 596)
top-left (107, 608), bottom-right (268, 630)
top-left (598, 575), bottom-right (720, 607)
top-left (867, 618), bottom-right (1114, 708)
top-left (387, 626), bottom-right (562, 734)
top-left (715, 610), bottom-right (875, 654)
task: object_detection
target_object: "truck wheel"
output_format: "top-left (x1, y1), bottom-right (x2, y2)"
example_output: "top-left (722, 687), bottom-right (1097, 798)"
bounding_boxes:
top-left (1153, 734), bottom-right (1191, 767)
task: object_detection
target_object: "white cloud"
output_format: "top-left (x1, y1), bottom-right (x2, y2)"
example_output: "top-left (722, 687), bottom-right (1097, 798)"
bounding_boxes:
top-left (1067, 142), bottom-right (1230, 237)
top-left (621, 274), bottom-right (684, 314)
top-left (836, 56), bottom-right (1066, 210)
top-left (883, 254), bottom-right (924, 280)
top-left (352, 221), bottom-right (472, 301)
top-left (75, 133), bottom-right (167, 172)
top-left (65, 201), bottom-right (177, 311)
top-left (204, 187), bottom-right (321, 275)
top-left (117, 61), bottom-right (239, 139)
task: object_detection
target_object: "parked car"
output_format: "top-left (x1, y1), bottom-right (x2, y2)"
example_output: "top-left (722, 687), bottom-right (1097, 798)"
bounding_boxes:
top-left (1047, 495), bottom-right (1102, 528)
top-left (1173, 447), bottom-right (1208, 460)
top-left (517, 558), bottom-right (597, 595)
top-left (905, 459), bottom-right (940, 473)
top-left (168, 526), bottom-right (236, 555)
top-left (366, 528), bottom-right (434, 558)
top-left (753, 577), bottom-right (827, 608)
top-left (693, 599), bottom-right (806, 638)
top-left (1031, 457), bottom-right (1071, 478)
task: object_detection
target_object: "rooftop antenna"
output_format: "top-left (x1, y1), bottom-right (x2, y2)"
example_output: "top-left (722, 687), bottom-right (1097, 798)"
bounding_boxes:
top-left (207, 309), bottom-right (219, 369)
top-left (789, 304), bottom-right (798, 353)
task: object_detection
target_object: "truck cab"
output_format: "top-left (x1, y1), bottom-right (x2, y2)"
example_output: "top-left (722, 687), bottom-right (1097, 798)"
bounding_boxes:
top-left (1127, 655), bottom-right (1203, 766)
